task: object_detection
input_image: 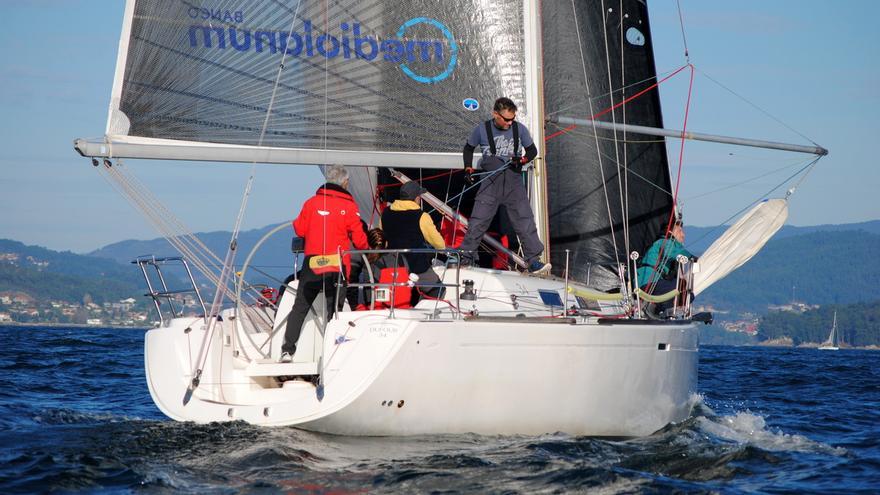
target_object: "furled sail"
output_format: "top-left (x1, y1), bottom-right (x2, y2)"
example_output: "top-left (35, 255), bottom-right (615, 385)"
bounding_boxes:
top-left (692, 198), bottom-right (789, 296)
top-left (542, 0), bottom-right (673, 288)
top-left (79, 0), bottom-right (539, 171)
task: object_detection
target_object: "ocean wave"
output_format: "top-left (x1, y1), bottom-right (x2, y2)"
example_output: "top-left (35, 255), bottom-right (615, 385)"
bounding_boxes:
top-left (696, 411), bottom-right (847, 455)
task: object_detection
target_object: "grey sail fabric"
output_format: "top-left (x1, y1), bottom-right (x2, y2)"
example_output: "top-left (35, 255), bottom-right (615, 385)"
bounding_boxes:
top-left (111, 0), bottom-right (529, 158)
top-left (542, 0), bottom-right (673, 288)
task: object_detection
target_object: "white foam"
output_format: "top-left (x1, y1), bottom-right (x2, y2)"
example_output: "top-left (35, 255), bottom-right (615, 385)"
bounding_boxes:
top-left (697, 411), bottom-right (846, 455)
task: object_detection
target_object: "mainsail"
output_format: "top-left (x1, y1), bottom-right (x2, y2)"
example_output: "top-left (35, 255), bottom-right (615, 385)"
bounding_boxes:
top-left (79, 0), bottom-right (540, 172)
top-left (542, 0), bottom-right (673, 288)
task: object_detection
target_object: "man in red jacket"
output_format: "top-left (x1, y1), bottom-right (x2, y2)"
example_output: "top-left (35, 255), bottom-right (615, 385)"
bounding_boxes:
top-left (281, 165), bottom-right (368, 362)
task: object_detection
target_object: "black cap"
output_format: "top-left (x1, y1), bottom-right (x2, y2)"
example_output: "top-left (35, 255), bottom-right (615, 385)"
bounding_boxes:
top-left (399, 181), bottom-right (427, 200)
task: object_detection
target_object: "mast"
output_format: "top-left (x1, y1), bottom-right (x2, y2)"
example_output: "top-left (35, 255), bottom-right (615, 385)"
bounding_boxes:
top-left (524, 0), bottom-right (550, 258)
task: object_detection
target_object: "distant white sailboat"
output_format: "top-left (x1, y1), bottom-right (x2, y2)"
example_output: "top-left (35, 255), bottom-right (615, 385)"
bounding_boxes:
top-left (818, 311), bottom-right (840, 350)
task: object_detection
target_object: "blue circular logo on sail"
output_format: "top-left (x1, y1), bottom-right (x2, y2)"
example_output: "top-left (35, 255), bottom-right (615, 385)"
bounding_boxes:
top-left (396, 17), bottom-right (458, 84)
top-left (462, 98), bottom-right (479, 111)
top-left (626, 27), bottom-right (645, 46)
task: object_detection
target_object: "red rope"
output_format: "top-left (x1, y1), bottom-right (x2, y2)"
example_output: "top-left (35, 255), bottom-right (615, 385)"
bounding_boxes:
top-left (545, 64), bottom-right (690, 142)
top-left (648, 64), bottom-right (695, 293)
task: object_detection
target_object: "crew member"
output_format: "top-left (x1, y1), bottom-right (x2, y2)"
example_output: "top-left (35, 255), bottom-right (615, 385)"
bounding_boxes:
top-left (281, 165), bottom-right (368, 362)
top-left (637, 222), bottom-right (696, 317)
top-left (460, 97), bottom-right (549, 274)
top-left (381, 181), bottom-right (446, 303)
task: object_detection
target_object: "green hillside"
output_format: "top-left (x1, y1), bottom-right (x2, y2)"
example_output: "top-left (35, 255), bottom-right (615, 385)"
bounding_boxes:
top-left (698, 230), bottom-right (880, 312)
top-left (758, 301), bottom-right (880, 346)
top-left (0, 239), bottom-right (144, 304)
top-left (0, 263), bottom-right (141, 305)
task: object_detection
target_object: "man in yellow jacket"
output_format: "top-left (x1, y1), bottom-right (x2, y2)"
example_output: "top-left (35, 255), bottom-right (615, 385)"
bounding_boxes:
top-left (380, 181), bottom-right (445, 303)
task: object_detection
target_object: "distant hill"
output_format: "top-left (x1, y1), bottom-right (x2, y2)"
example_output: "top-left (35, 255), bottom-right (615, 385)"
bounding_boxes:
top-left (88, 219), bottom-right (880, 283)
top-left (89, 223), bottom-right (297, 284)
top-left (5, 219), bottom-right (874, 315)
top-left (758, 301), bottom-right (880, 346)
top-left (0, 239), bottom-right (144, 304)
top-left (684, 219), bottom-right (880, 255)
top-left (698, 230), bottom-right (880, 312)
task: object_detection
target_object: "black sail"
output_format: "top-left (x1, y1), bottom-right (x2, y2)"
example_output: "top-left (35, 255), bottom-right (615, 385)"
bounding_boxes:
top-left (542, 0), bottom-right (673, 288)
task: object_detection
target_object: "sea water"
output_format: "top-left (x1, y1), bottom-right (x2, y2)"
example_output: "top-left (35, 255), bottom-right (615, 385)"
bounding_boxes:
top-left (0, 325), bottom-right (877, 493)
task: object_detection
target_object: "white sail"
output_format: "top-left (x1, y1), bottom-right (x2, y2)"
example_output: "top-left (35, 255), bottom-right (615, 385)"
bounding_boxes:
top-left (78, 0), bottom-right (539, 170)
top-left (819, 311), bottom-right (839, 350)
top-left (693, 199), bottom-right (789, 296)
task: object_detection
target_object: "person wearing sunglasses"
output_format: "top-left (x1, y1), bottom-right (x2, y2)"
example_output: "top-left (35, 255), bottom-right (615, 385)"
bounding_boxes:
top-left (460, 97), bottom-right (549, 274)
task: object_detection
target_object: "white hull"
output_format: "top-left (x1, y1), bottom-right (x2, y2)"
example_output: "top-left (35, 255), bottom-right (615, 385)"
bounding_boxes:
top-left (144, 268), bottom-right (699, 436)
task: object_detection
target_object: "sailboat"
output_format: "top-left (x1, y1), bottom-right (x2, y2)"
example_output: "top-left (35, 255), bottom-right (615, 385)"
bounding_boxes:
top-left (818, 311), bottom-right (840, 350)
top-left (73, 0), bottom-right (825, 436)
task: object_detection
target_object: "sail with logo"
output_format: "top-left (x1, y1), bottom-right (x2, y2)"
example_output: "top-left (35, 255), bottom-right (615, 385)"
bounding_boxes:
top-left (76, 0), bottom-right (537, 169)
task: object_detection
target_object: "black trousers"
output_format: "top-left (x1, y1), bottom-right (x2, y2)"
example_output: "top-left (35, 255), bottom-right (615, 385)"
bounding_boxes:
top-left (282, 261), bottom-right (340, 355)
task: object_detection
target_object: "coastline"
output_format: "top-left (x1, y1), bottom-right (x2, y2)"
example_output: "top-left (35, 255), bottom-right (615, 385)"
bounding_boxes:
top-left (0, 322), bottom-right (149, 330)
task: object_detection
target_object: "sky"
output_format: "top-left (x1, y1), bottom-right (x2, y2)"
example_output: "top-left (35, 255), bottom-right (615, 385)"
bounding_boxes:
top-left (0, 0), bottom-right (877, 253)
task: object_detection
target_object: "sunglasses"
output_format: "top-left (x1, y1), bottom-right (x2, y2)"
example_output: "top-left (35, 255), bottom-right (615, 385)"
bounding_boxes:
top-left (495, 112), bottom-right (516, 123)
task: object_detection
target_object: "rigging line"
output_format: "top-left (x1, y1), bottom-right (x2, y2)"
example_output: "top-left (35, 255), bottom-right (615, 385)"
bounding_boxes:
top-left (694, 66), bottom-right (820, 147)
top-left (687, 157), bottom-right (822, 248)
top-left (545, 66), bottom-right (685, 119)
top-left (377, 170), bottom-right (461, 189)
top-left (683, 160), bottom-right (811, 201)
top-left (787, 155), bottom-right (822, 194)
top-left (599, 0), bottom-right (624, 271)
top-left (198, 2), bottom-right (307, 382)
top-left (676, 0), bottom-right (690, 62)
top-left (111, 162), bottom-right (223, 267)
top-left (101, 164), bottom-right (221, 281)
top-left (670, 65), bottom-right (695, 211)
top-left (98, 167), bottom-right (228, 295)
top-left (320, 2), bottom-right (330, 326)
top-left (422, 165), bottom-right (510, 217)
top-left (544, 63), bottom-right (689, 142)
top-left (649, 64), bottom-right (695, 294)
top-left (569, 0), bottom-right (621, 276)
top-left (617, 0), bottom-right (633, 285)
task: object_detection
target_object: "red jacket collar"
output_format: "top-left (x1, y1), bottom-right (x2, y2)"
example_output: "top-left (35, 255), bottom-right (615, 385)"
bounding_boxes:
top-left (316, 183), bottom-right (354, 199)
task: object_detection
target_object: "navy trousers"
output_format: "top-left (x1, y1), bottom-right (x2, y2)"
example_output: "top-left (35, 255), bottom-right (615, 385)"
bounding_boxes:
top-left (460, 169), bottom-right (544, 264)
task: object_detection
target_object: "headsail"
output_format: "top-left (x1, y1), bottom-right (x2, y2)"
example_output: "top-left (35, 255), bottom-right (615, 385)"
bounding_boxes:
top-left (692, 199), bottom-right (789, 296)
top-left (77, 0), bottom-right (539, 171)
top-left (542, 0), bottom-right (673, 288)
